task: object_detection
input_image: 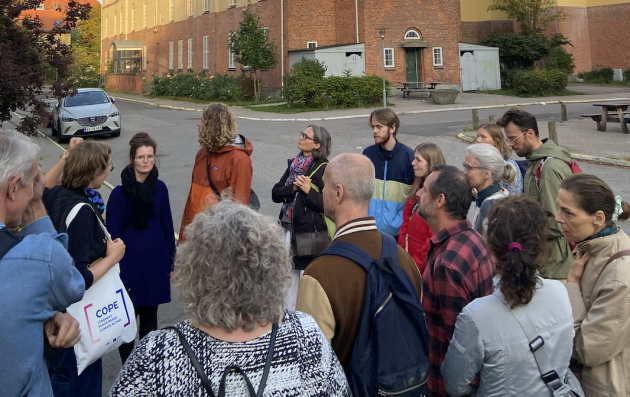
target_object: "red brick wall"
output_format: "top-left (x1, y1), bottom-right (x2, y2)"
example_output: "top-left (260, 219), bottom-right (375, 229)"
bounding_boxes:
top-left (557, 7), bottom-right (592, 73)
top-left (586, 2), bottom-right (630, 70)
top-left (105, 73), bottom-right (143, 94)
top-left (460, 20), bottom-right (515, 44)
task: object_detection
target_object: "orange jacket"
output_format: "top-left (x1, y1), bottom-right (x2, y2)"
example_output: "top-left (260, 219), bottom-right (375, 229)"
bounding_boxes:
top-left (179, 135), bottom-right (253, 242)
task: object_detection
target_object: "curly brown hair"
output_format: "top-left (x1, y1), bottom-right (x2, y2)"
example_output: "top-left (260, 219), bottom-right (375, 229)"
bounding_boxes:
top-left (198, 103), bottom-right (237, 151)
top-left (486, 195), bottom-right (547, 308)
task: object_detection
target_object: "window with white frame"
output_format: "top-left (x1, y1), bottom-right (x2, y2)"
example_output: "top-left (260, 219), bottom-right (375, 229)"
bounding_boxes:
top-left (203, 35), bottom-right (210, 69)
top-left (143, 1), bottom-right (147, 28)
top-left (188, 38), bottom-right (193, 69)
top-left (36, 3), bottom-right (44, 9)
top-left (384, 48), bottom-right (394, 67)
top-left (131, 5), bottom-right (135, 31)
top-left (170, 0), bottom-right (174, 21)
top-left (433, 47), bottom-right (443, 66)
top-left (169, 41), bottom-right (174, 69)
top-left (189, 0), bottom-right (194, 16)
top-left (105, 16), bottom-right (109, 38)
top-left (404, 30), bottom-right (420, 39)
top-left (120, 9), bottom-right (124, 34)
top-left (307, 41), bottom-right (317, 49)
top-left (204, 0), bottom-right (209, 12)
top-left (178, 40), bottom-right (183, 69)
top-left (114, 12), bottom-right (118, 35)
top-left (230, 0), bottom-right (236, 6)
top-left (143, 45), bottom-right (147, 70)
top-left (228, 33), bottom-right (236, 69)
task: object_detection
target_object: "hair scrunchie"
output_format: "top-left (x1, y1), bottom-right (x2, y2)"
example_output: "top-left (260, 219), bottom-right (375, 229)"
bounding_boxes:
top-left (613, 195), bottom-right (623, 222)
top-left (508, 242), bottom-right (523, 252)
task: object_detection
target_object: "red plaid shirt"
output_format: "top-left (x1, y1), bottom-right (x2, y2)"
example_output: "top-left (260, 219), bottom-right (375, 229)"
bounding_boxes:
top-left (422, 220), bottom-right (495, 396)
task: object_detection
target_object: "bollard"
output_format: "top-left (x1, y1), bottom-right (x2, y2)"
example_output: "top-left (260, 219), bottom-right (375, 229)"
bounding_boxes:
top-left (489, 115), bottom-right (496, 123)
top-left (472, 109), bottom-right (480, 130)
top-left (548, 121), bottom-right (558, 145)
top-left (561, 103), bottom-right (568, 122)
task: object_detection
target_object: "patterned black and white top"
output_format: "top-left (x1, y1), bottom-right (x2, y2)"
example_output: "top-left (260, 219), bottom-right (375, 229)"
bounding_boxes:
top-left (109, 311), bottom-right (350, 396)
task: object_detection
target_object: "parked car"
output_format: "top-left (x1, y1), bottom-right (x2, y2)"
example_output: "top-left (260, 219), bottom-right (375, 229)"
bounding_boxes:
top-left (51, 88), bottom-right (121, 143)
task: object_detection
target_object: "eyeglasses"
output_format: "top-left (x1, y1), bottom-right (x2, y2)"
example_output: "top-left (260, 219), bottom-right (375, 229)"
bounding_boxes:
top-left (505, 131), bottom-right (527, 145)
top-left (135, 154), bottom-right (155, 162)
top-left (462, 162), bottom-right (486, 174)
top-left (299, 131), bottom-right (317, 142)
top-left (109, 160), bottom-right (115, 172)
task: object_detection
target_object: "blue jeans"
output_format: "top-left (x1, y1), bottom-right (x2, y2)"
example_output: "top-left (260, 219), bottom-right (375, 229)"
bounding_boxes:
top-left (47, 348), bottom-right (102, 397)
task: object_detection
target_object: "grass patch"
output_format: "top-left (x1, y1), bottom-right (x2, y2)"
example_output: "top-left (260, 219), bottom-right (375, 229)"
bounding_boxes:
top-left (578, 80), bottom-right (630, 87)
top-left (477, 88), bottom-right (586, 98)
top-left (144, 94), bottom-right (280, 107)
top-left (244, 101), bottom-right (395, 114)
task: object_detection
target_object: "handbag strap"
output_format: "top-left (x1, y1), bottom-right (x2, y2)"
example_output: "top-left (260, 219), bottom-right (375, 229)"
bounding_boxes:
top-left (492, 294), bottom-right (566, 393)
top-left (206, 162), bottom-right (222, 201)
top-left (165, 323), bottom-right (279, 397)
top-left (66, 202), bottom-right (111, 242)
top-left (605, 250), bottom-right (630, 267)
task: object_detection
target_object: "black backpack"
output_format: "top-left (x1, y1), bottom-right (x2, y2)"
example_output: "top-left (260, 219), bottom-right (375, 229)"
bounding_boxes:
top-left (0, 227), bottom-right (24, 261)
top-left (323, 232), bottom-right (430, 396)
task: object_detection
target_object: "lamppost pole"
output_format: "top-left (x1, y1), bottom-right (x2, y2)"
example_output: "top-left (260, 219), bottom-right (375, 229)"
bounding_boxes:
top-left (379, 27), bottom-right (387, 108)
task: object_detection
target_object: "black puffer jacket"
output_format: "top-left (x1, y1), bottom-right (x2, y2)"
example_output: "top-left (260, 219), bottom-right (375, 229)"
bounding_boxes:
top-left (272, 158), bottom-right (329, 270)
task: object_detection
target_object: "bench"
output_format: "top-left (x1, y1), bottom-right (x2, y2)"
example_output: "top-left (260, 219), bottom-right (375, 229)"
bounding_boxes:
top-left (582, 113), bottom-right (630, 132)
top-left (399, 87), bottom-right (432, 99)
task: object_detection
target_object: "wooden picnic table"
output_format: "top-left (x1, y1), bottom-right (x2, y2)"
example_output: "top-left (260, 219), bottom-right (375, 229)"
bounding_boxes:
top-left (592, 101), bottom-right (630, 134)
top-left (398, 81), bottom-right (440, 99)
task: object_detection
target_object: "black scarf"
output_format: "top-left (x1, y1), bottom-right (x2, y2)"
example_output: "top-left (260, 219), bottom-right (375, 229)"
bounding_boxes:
top-left (121, 165), bottom-right (158, 230)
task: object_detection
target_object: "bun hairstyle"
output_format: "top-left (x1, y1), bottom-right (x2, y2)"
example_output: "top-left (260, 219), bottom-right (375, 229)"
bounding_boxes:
top-left (486, 195), bottom-right (546, 308)
top-left (467, 143), bottom-right (517, 185)
top-left (561, 174), bottom-right (630, 224)
top-left (129, 132), bottom-right (158, 166)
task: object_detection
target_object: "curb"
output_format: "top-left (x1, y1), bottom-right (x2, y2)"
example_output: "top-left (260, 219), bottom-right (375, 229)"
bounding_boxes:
top-left (456, 132), bottom-right (630, 168)
top-left (114, 96), bottom-right (630, 122)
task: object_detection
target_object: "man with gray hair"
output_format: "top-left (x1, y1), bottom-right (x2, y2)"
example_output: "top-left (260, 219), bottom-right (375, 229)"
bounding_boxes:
top-left (296, 153), bottom-right (422, 373)
top-left (0, 129), bottom-right (85, 397)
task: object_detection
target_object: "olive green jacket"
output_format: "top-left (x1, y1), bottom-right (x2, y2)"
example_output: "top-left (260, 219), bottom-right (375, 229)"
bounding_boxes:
top-left (524, 139), bottom-right (574, 279)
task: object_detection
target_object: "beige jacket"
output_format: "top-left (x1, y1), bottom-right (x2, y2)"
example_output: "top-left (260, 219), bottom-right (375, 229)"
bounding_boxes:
top-left (565, 227), bottom-right (630, 397)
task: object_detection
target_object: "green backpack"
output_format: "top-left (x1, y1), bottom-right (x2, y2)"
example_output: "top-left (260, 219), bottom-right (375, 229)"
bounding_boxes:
top-left (308, 162), bottom-right (336, 240)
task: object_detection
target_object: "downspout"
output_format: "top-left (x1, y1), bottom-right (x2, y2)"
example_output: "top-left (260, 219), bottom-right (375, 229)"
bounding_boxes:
top-left (355, 0), bottom-right (359, 43)
top-left (281, 0), bottom-right (284, 87)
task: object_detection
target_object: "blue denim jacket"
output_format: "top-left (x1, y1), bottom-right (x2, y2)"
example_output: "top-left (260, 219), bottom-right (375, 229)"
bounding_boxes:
top-left (0, 217), bottom-right (85, 397)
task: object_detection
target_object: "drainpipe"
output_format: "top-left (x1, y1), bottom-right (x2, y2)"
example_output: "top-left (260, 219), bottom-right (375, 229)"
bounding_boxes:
top-left (281, 0), bottom-right (284, 88)
top-left (355, 0), bottom-right (359, 43)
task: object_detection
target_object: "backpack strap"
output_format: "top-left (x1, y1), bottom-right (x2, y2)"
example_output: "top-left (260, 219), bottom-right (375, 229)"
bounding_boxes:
top-left (0, 227), bottom-right (24, 261)
top-left (206, 162), bottom-right (222, 201)
top-left (605, 250), bottom-right (630, 267)
top-left (324, 241), bottom-right (377, 272)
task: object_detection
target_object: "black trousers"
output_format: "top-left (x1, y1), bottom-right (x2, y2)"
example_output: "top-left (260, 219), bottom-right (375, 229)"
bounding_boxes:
top-left (118, 305), bottom-right (159, 364)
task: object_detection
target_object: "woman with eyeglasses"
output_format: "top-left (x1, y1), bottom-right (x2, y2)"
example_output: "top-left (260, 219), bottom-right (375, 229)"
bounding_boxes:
top-left (475, 122), bottom-right (524, 195)
top-left (272, 125), bottom-right (332, 310)
top-left (464, 143), bottom-right (518, 236)
top-left (43, 140), bottom-right (126, 397)
top-left (106, 133), bottom-right (176, 365)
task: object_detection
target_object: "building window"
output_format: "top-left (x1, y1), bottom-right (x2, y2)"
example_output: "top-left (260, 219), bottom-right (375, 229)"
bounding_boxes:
top-left (230, 0), bottom-right (236, 6)
top-left (307, 41), bottom-right (317, 49)
top-left (204, 0), bottom-right (209, 12)
top-left (405, 30), bottom-right (420, 39)
top-left (169, 41), bottom-right (174, 70)
top-left (105, 16), bottom-right (108, 38)
top-left (120, 9), bottom-right (124, 34)
top-left (384, 48), bottom-right (394, 67)
top-left (178, 39), bottom-right (183, 69)
top-left (170, 0), bottom-right (174, 21)
top-left (114, 12), bottom-right (118, 35)
top-left (131, 4), bottom-right (135, 31)
top-left (53, 3), bottom-right (58, 9)
top-left (188, 38), bottom-right (193, 69)
top-left (228, 33), bottom-right (236, 69)
top-left (36, 3), bottom-right (44, 10)
top-left (433, 47), bottom-right (443, 66)
top-left (143, 1), bottom-right (148, 29)
top-left (159, 12), bottom-right (163, 25)
top-left (189, 0), bottom-right (194, 16)
top-left (143, 45), bottom-right (147, 70)
top-left (203, 35), bottom-right (210, 69)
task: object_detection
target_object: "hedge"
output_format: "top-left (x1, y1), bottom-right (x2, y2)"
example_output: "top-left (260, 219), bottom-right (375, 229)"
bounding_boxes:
top-left (510, 69), bottom-right (568, 96)
top-left (150, 72), bottom-right (248, 102)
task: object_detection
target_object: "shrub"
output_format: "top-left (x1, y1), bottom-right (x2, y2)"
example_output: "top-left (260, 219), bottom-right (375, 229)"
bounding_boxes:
top-left (578, 66), bottom-right (614, 83)
top-left (322, 75), bottom-right (389, 108)
top-left (282, 58), bottom-right (327, 107)
top-left (547, 47), bottom-right (575, 75)
top-left (624, 69), bottom-right (630, 82)
top-left (511, 69), bottom-right (568, 96)
top-left (150, 72), bottom-right (245, 102)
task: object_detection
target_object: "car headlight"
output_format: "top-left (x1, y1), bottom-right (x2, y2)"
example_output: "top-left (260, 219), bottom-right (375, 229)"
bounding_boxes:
top-left (109, 111), bottom-right (120, 117)
top-left (61, 116), bottom-right (76, 122)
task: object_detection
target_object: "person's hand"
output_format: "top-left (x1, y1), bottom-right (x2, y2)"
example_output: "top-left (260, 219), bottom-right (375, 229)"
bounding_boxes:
top-left (21, 167), bottom-right (48, 225)
top-left (294, 175), bottom-right (312, 194)
top-left (67, 137), bottom-right (83, 154)
top-left (106, 238), bottom-right (126, 263)
top-left (567, 251), bottom-right (590, 283)
top-left (32, 166), bottom-right (46, 202)
top-left (170, 271), bottom-right (174, 281)
top-left (45, 312), bottom-right (81, 348)
top-left (471, 188), bottom-right (478, 198)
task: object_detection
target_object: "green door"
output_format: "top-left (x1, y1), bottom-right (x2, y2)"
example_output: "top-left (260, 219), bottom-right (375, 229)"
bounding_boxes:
top-left (405, 49), bottom-right (419, 88)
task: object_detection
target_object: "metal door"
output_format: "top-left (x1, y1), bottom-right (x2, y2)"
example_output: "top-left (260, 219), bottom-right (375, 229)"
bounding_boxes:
top-left (460, 51), bottom-right (477, 91)
top-left (405, 49), bottom-right (419, 88)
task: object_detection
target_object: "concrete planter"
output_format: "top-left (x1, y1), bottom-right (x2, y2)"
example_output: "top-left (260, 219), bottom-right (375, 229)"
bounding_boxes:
top-left (432, 89), bottom-right (459, 105)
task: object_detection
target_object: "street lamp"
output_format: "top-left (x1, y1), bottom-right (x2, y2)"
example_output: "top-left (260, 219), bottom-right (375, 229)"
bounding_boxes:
top-left (379, 27), bottom-right (387, 108)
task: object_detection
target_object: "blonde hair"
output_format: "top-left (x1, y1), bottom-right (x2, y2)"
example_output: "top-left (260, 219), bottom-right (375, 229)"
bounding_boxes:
top-left (198, 103), bottom-right (237, 151)
top-left (409, 143), bottom-right (446, 198)
top-left (61, 141), bottom-right (111, 188)
top-left (478, 123), bottom-right (512, 159)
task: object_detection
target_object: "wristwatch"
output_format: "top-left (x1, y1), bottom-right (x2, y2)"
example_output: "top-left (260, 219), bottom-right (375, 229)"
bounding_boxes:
top-left (60, 152), bottom-right (68, 160)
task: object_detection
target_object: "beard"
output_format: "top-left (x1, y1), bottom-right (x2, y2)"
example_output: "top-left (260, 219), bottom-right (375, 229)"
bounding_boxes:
top-left (374, 133), bottom-right (392, 146)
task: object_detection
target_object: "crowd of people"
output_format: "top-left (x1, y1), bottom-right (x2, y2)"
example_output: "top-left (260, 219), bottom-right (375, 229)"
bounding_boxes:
top-left (1, 103), bottom-right (630, 397)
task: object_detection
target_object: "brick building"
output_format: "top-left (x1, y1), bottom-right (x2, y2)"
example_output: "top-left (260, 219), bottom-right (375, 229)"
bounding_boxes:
top-left (101, 0), bottom-right (463, 92)
top-left (20, 0), bottom-right (99, 45)
top-left (461, 0), bottom-right (630, 74)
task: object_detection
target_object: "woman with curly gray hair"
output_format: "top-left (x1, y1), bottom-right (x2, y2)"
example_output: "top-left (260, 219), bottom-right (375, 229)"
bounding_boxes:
top-left (110, 200), bottom-right (350, 397)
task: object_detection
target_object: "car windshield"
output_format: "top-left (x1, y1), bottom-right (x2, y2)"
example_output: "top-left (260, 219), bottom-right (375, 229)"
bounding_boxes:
top-left (64, 91), bottom-right (110, 107)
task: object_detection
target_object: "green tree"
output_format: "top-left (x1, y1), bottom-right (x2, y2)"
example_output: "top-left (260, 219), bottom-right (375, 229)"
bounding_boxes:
top-left (488, 0), bottom-right (564, 36)
top-left (69, 3), bottom-right (101, 87)
top-left (229, 7), bottom-right (278, 102)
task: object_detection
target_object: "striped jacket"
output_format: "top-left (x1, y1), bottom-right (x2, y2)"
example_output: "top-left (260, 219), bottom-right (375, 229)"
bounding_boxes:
top-left (363, 141), bottom-right (415, 237)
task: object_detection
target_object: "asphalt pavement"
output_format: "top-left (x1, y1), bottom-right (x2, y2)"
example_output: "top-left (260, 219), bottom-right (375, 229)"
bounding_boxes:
top-left (22, 83), bottom-right (630, 395)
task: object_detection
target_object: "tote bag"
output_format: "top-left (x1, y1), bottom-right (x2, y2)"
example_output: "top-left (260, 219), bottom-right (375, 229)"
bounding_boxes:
top-left (65, 203), bottom-right (137, 375)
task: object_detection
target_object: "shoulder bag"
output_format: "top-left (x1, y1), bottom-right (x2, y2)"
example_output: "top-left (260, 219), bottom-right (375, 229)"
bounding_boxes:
top-left (206, 162), bottom-right (260, 211)
top-left (165, 323), bottom-right (278, 397)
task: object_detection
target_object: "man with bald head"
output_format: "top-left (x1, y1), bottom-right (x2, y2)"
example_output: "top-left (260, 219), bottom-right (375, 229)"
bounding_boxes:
top-left (296, 153), bottom-right (423, 373)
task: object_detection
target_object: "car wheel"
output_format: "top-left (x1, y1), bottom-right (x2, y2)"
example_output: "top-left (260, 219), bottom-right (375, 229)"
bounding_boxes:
top-left (51, 118), bottom-right (58, 136)
top-left (110, 129), bottom-right (121, 138)
top-left (56, 130), bottom-right (69, 144)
